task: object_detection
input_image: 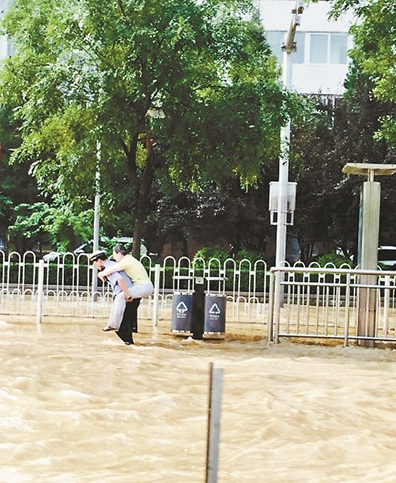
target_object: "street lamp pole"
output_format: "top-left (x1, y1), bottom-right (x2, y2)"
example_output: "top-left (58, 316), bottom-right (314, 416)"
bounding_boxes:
top-left (92, 140), bottom-right (101, 299)
top-left (270, 0), bottom-right (303, 318)
top-left (93, 140), bottom-right (101, 253)
top-left (275, 0), bottom-right (303, 270)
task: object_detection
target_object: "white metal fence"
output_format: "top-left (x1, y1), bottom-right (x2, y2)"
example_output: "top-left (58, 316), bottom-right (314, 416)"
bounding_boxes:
top-left (268, 265), bottom-right (396, 346)
top-left (0, 251), bottom-right (269, 326)
top-left (3, 250), bottom-right (396, 346)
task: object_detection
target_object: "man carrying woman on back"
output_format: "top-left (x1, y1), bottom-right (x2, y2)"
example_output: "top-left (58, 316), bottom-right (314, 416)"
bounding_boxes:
top-left (98, 243), bottom-right (154, 307)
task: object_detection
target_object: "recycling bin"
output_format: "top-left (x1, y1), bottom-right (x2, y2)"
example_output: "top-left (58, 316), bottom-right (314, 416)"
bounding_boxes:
top-left (171, 292), bottom-right (193, 333)
top-left (204, 293), bottom-right (226, 334)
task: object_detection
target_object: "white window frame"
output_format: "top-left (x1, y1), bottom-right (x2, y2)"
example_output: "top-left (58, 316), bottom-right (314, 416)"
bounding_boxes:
top-left (308, 33), bottom-right (348, 65)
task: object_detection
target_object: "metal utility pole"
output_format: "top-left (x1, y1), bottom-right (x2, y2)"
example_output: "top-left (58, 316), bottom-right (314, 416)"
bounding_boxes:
top-left (275, 0), bottom-right (303, 270)
top-left (92, 140), bottom-right (101, 299)
top-left (270, 0), bottom-right (302, 314)
top-left (93, 140), bottom-right (101, 254)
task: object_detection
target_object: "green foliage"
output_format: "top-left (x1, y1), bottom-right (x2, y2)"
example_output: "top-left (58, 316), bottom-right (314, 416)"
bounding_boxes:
top-left (193, 247), bottom-right (230, 264)
top-left (0, 106), bottom-right (39, 240)
top-left (288, 79), bottom-right (396, 261)
top-left (153, 176), bottom-right (275, 257)
top-left (7, 197), bottom-right (94, 252)
top-left (0, 0), bottom-right (294, 258)
top-left (234, 249), bottom-right (265, 264)
top-left (327, 0), bottom-right (396, 147)
top-left (0, 194), bottom-right (12, 219)
top-left (44, 198), bottom-right (94, 251)
top-left (316, 253), bottom-right (354, 269)
top-left (193, 246), bottom-right (265, 265)
top-left (7, 202), bottom-right (51, 252)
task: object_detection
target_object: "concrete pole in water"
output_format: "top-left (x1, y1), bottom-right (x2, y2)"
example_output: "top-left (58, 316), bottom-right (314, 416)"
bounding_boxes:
top-left (206, 363), bottom-right (223, 483)
top-left (343, 163), bottom-right (396, 347)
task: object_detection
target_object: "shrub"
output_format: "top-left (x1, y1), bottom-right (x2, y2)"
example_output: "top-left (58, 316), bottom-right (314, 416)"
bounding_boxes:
top-left (193, 247), bottom-right (266, 265)
top-left (317, 253), bottom-right (354, 268)
top-left (234, 249), bottom-right (266, 264)
top-left (193, 247), bottom-right (230, 264)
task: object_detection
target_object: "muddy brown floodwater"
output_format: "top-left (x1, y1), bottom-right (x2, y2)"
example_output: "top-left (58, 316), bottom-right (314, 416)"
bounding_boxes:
top-left (1, 315), bottom-right (396, 482)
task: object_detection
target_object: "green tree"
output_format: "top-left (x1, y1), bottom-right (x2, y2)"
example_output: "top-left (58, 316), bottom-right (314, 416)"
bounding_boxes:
top-left (43, 196), bottom-right (95, 251)
top-left (289, 66), bottom-right (396, 261)
top-left (7, 197), bottom-right (94, 252)
top-left (0, 106), bottom-right (40, 246)
top-left (0, 0), bottom-right (292, 257)
top-left (289, 95), bottom-right (364, 260)
top-left (152, 163), bottom-right (281, 259)
top-left (327, 0), bottom-right (396, 146)
top-left (8, 202), bottom-right (51, 252)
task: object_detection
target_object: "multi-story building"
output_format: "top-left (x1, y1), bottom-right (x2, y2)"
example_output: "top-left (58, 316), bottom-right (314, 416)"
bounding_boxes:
top-left (0, 0), bottom-right (10, 59)
top-left (259, 0), bottom-right (355, 96)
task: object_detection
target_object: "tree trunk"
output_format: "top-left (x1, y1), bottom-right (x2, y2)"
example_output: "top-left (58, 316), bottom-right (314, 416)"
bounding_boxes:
top-left (131, 132), bottom-right (156, 259)
top-left (132, 215), bottom-right (144, 259)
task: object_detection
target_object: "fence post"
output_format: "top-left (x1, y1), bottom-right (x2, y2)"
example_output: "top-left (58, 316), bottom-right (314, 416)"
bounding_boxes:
top-left (206, 362), bottom-right (223, 483)
top-left (267, 270), bottom-right (275, 342)
top-left (152, 264), bottom-right (160, 327)
top-left (273, 268), bottom-right (282, 344)
top-left (36, 259), bottom-right (44, 326)
top-left (343, 272), bottom-right (351, 347)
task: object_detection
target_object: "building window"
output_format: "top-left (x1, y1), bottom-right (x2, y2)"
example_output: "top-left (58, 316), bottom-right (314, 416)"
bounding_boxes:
top-left (266, 31), bottom-right (305, 64)
top-left (266, 31), bottom-right (348, 66)
top-left (309, 33), bottom-right (348, 64)
top-left (330, 34), bottom-right (348, 64)
top-left (266, 31), bottom-right (285, 63)
top-left (293, 32), bottom-right (305, 64)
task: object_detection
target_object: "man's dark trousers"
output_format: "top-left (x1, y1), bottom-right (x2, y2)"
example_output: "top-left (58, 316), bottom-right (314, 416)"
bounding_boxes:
top-left (116, 298), bottom-right (141, 344)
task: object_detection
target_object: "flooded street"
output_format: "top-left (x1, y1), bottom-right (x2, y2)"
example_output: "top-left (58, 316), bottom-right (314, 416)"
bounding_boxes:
top-left (1, 316), bottom-right (396, 482)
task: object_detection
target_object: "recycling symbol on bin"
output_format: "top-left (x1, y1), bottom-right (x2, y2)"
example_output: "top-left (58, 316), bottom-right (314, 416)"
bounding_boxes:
top-left (176, 301), bottom-right (189, 314)
top-left (209, 303), bottom-right (221, 315)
